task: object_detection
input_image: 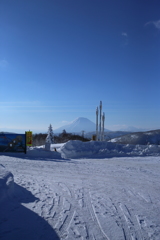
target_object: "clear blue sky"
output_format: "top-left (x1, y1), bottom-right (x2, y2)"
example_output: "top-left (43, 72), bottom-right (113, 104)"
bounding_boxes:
top-left (0, 0), bottom-right (160, 133)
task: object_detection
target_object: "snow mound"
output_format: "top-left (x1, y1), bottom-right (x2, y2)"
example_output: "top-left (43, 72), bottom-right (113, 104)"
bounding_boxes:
top-left (60, 140), bottom-right (160, 159)
top-left (3, 141), bottom-right (160, 160)
top-left (0, 164), bottom-right (14, 203)
top-left (27, 147), bottom-right (62, 159)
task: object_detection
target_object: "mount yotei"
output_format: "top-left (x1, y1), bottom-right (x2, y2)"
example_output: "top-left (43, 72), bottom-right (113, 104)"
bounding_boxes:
top-left (54, 117), bottom-right (109, 133)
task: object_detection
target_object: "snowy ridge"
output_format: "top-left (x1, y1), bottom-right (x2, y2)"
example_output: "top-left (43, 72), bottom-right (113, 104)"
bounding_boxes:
top-left (59, 141), bottom-right (160, 159)
top-left (119, 126), bottom-right (150, 132)
top-left (27, 141), bottom-right (160, 159)
top-left (110, 129), bottom-right (160, 145)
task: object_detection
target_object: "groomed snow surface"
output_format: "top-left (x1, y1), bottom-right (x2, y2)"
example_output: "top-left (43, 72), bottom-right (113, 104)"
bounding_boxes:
top-left (0, 140), bottom-right (160, 240)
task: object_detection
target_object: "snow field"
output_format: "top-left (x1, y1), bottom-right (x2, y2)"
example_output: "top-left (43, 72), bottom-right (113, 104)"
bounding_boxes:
top-left (0, 154), bottom-right (160, 240)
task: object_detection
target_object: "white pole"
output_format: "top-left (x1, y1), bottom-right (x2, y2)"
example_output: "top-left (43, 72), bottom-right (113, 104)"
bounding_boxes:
top-left (99, 101), bottom-right (102, 141)
top-left (102, 112), bottom-right (105, 141)
top-left (96, 107), bottom-right (99, 141)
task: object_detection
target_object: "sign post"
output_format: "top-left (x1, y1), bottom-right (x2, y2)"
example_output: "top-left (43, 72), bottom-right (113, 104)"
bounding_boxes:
top-left (26, 131), bottom-right (32, 148)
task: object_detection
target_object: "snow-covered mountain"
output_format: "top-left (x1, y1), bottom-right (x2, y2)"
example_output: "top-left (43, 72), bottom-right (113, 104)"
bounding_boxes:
top-left (110, 129), bottom-right (160, 145)
top-left (84, 130), bottom-right (131, 140)
top-left (54, 117), bottom-right (109, 133)
top-left (119, 126), bottom-right (150, 132)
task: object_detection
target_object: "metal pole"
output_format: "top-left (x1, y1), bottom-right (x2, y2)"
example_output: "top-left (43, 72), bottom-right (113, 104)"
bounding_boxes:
top-left (82, 130), bottom-right (85, 138)
top-left (102, 112), bottom-right (105, 141)
top-left (25, 132), bottom-right (27, 154)
top-left (96, 107), bottom-right (99, 141)
top-left (99, 101), bottom-right (102, 141)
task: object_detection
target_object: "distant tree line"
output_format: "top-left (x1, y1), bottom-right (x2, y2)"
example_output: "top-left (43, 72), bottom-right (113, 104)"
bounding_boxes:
top-left (32, 129), bottom-right (90, 146)
top-left (32, 133), bottom-right (47, 146)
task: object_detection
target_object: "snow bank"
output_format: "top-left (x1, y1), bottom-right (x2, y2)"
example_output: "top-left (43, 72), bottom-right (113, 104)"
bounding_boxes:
top-left (60, 140), bottom-right (160, 159)
top-left (27, 148), bottom-right (62, 159)
top-left (0, 164), bottom-right (14, 203)
top-left (2, 141), bottom-right (160, 160)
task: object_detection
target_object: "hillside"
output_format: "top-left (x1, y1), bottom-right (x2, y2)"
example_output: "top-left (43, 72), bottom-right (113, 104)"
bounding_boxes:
top-left (85, 130), bottom-right (132, 140)
top-left (110, 129), bottom-right (160, 145)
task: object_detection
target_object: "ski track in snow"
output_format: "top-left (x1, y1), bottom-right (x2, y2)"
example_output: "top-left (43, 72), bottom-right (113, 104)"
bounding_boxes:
top-left (0, 156), bottom-right (160, 240)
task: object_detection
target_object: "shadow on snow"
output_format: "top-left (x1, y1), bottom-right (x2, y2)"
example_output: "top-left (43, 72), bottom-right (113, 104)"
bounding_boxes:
top-left (0, 152), bottom-right (70, 162)
top-left (0, 183), bottom-right (60, 240)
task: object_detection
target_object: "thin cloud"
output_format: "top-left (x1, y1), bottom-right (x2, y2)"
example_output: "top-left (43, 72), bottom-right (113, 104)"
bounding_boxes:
top-left (145, 20), bottom-right (160, 30)
top-left (0, 60), bottom-right (8, 68)
top-left (0, 101), bottom-right (41, 108)
top-left (121, 32), bottom-right (128, 46)
top-left (0, 101), bottom-right (40, 104)
top-left (0, 102), bottom-right (95, 110)
top-left (122, 32), bottom-right (128, 37)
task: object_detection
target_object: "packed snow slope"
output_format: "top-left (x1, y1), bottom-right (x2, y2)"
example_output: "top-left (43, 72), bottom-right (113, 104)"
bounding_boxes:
top-left (0, 153), bottom-right (160, 240)
top-left (110, 129), bottom-right (160, 145)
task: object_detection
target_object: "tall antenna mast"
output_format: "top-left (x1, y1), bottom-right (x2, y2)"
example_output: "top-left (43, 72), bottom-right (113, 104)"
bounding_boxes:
top-left (102, 112), bottom-right (105, 141)
top-left (99, 101), bottom-right (102, 141)
top-left (96, 107), bottom-right (99, 141)
top-left (82, 130), bottom-right (85, 138)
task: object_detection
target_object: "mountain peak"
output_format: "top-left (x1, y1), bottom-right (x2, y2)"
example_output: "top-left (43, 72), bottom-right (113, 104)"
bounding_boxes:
top-left (54, 117), bottom-right (110, 133)
top-left (71, 117), bottom-right (93, 124)
top-left (54, 117), bottom-right (96, 133)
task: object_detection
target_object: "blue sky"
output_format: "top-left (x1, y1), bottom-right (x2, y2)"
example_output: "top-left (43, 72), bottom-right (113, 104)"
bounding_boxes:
top-left (0, 0), bottom-right (160, 133)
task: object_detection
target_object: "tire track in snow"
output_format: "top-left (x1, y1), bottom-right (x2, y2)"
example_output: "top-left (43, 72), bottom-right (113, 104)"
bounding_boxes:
top-left (118, 202), bottom-right (142, 240)
top-left (135, 214), bottom-right (160, 240)
top-left (9, 174), bottom-right (152, 240)
top-left (83, 188), bottom-right (111, 240)
top-left (53, 182), bottom-right (87, 239)
top-left (89, 191), bottom-right (144, 240)
top-left (89, 194), bottom-right (127, 240)
top-left (126, 187), bottom-right (160, 240)
top-left (53, 183), bottom-right (93, 239)
top-left (2, 157), bottom-right (160, 240)
top-left (54, 183), bottom-right (76, 238)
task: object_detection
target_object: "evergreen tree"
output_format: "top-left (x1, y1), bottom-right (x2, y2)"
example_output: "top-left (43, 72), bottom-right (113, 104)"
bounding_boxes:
top-left (45, 124), bottom-right (54, 144)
